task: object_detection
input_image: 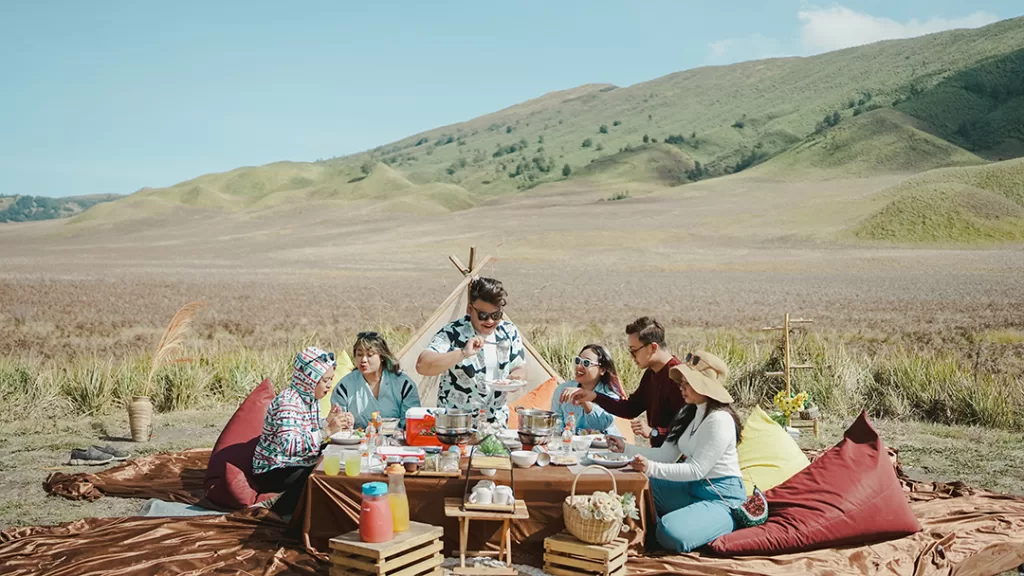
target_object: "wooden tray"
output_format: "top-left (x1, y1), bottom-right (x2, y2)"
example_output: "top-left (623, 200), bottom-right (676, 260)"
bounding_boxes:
top-left (462, 499), bottom-right (517, 513)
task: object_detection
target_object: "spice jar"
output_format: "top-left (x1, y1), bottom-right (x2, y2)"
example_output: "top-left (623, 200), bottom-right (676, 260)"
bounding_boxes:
top-left (440, 449), bottom-right (460, 473)
top-left (403, 457), bottom-right (420, 473)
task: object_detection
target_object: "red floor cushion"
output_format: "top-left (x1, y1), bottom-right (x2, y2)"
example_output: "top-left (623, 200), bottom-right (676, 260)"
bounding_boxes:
top-left (709, 411), bottom-right (921, 555)
top-left (204, 378), bottom-right (277, 510)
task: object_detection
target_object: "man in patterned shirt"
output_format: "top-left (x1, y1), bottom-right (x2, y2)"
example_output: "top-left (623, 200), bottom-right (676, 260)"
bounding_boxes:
top-left (416, 277), bottom-right (527, 426)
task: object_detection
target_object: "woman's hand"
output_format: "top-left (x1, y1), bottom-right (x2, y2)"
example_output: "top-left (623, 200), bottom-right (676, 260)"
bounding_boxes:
top-left (325, 406), bottom-right (347, 436)
top-left (629, 454), bottom-right (649, 474)
top-left (561, 388), bottom-right (597, 405)
top-left (606, 436), bottom-right (626, 453)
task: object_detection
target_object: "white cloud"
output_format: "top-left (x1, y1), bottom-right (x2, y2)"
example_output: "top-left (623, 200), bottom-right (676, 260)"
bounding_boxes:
top-left (797, 6), bottom-right (1000, 53)
top-left (705, 33), bottom-right (786, 65)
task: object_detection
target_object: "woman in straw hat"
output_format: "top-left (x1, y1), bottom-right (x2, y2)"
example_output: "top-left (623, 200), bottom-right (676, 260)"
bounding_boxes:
top-left (607, 350), bottom-right (746, 552)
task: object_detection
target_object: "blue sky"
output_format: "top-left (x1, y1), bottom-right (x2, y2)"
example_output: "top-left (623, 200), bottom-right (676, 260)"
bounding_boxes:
top-left (2, 1), bottom-right (1021, 198)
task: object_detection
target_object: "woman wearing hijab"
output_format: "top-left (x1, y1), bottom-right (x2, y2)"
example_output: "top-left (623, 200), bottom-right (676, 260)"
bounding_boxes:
top-left (552, 344), bottom-right (625, 436)
top-left (607, 350), bottom-right (746, 552)
top-left (252, 346), bottom-right (346, 514)
top-left (332, 331), bottom-right (420, 429)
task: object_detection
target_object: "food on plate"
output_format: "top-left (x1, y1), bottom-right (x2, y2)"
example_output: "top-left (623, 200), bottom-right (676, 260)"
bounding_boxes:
top-left (589, 452), bottom-right (629, 463)
top-left (550, 453), bottom-right (580, 466)
top-left (578, 429), bottom-right (604, 436)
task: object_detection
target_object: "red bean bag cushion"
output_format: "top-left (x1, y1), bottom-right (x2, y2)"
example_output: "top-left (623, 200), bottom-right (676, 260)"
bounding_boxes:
top-left (203, 378), bottom-right (278, 510)
top-left (708, 411), bottom-right (921, 555)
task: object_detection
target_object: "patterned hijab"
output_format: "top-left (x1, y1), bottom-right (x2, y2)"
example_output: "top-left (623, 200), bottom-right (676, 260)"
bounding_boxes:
top-left (290, 346), bottom-right (337, 402)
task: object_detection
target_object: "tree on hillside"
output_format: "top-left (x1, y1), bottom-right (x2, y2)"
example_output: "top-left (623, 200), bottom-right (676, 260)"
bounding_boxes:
top-left (613, 120), bottom-right (621, 126)
top-left (538, 135), bottom-right (544, 144)
top-left (599, 124), bottom-right (608, 134)
top-left (506, 126), bottom-right (513, 134)
top-left (562, 164), bottom-right (571, 177)
top-left (360, 160), bottom-right (374, 176)
top-left (582, 138), bottom-right (593, 148)
top-left (642, 134), bottom-right (649, 143)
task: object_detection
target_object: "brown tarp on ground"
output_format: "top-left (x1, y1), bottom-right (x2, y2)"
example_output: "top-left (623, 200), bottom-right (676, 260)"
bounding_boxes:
top-left (16, 450), bottom-right (1024, 576)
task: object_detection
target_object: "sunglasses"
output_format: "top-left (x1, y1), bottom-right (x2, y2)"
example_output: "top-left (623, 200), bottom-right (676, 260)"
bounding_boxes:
top-left (574, 356), bottom-right (599, 369)
top-left (628, 342), bottom-right (651, 357)
top-left (357, 331), bottom-right (380, 339)
top-left (469, 303), bottom-right (503, 323)
top-left (684, 352), bottom-right (702, 366)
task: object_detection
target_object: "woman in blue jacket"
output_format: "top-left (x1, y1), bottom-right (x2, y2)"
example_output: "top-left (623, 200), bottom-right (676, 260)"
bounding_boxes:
top-left (552, 344), bottom-right (624, 435)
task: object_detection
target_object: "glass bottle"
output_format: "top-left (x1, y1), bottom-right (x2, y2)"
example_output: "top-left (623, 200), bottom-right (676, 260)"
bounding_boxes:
top-left (387, 470), bottom-right (410, 533)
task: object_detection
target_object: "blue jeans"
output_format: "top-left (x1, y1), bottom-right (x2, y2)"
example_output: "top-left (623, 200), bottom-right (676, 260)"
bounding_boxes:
top-left (649, 476), bottom-right (747, 553)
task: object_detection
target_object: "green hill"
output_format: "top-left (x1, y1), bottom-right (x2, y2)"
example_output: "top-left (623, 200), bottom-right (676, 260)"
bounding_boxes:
top-left (0, 194), bottom-right (119, 223)
top-left (70, 16), bottom-right (1024, 227)
top-left (755, 108), bottom-right (986, 178)
top-left (854, 158), bottom-right (1024, 243)
top-left (576, 143), bottom-right (697, 186)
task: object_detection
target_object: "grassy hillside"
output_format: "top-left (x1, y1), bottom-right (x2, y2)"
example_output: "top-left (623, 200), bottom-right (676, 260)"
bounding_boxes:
top-left (70, 16), bottom-right (1024, 227)
top-left (0, 194), bottom-right (119, 223)
top-left (755, 108), bottom-right (986, 178)
top-left (854, 158), bottom-right (1024, 242)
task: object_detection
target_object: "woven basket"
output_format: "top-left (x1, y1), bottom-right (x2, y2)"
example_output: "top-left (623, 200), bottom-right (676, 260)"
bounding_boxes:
top-left (562, 465), bottom-right (623, 544)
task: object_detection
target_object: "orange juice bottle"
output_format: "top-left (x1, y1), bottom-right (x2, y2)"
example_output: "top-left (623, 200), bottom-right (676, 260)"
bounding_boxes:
top-left (387, 470), bottom-right (410, 533)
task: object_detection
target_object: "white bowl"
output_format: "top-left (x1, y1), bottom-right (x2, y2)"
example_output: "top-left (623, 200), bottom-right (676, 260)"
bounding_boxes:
top-left (510, 450), bottom-right (538, 468)
top-left (480, 468), bottom-right (497, 477)
top-left (570, 436), bottom-right (594, 452)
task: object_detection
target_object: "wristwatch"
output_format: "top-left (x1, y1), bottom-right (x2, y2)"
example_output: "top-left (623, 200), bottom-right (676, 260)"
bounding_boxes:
top-left (650, 427), bottom-right (659, 439)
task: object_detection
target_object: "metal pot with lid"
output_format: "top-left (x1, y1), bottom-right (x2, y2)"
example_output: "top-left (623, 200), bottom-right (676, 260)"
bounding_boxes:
top-left (515, 407), bottom-right (558, 433)
top-left (430, 408), bottom-right (475, 432)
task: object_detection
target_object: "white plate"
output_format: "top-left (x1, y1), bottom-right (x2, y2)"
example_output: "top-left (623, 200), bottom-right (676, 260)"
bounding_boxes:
top-left (489, 379), bottom-right (527, 392)
top-left (549, 454), bottom-right (580, 466)
top-left (586, 451), bottom-right (630, 468)
top-left (330, 431), bottom-right (364, 445)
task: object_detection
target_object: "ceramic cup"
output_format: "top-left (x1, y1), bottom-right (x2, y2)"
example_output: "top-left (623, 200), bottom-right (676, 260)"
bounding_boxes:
top-left (469, 485), bottom-right (493, 504)
top-left (493, 485), bottom-right (514, 505)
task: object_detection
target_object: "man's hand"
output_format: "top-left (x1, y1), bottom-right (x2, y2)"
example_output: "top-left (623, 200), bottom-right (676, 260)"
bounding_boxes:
top-left (560, 388), bottom-right (597, 405)
top-left (606, 436), bottom-right (626, 453)
top-left (629, 454), bottom-right (649, 474)
top-left (462, 336), bottom-right (485, 359)
top-left (631, 418), bottom-right (652, 439)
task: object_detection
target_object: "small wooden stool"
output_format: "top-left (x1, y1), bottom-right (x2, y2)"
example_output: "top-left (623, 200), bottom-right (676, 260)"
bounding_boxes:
top-left (543, 532), bottom-right (628, 576)
top-left (443, 497), bottom-right (529, 576)
top-left (329, 521), bottom-right (444, 576)
top-left (791, 416), bottom-right (820, 439)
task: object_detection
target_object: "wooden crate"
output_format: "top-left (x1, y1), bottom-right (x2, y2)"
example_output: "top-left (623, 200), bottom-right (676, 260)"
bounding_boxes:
top-left (543, 532), bottom-right (628, 576)
top-left (790, 416), bottom-right (820, 439)
top-left (329, 521), bottom-right (444, 576)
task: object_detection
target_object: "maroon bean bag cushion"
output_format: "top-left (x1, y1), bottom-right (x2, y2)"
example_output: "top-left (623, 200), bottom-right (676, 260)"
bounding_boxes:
top-left (709, 411), bottom-right (921, 555)
top-left (203, 378), bottom-right (278, 510)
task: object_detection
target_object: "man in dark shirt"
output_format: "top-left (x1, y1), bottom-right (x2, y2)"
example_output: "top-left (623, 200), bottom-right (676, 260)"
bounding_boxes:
top-left (562, 317), bottom-right (684, 447)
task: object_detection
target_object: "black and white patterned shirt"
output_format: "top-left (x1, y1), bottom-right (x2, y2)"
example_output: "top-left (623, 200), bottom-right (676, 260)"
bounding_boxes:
top-left (427, 315), bottom-right (526, 426)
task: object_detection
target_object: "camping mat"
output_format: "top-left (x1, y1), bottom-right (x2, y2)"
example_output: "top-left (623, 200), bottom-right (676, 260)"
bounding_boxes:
top-left (4, 491), bottom-right (1023, 576)
top-left (43, 448), bottom-right (211, 505)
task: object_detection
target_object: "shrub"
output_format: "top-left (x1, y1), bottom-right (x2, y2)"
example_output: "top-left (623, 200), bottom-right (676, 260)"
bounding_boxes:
top-left (599, 125), bottom-right (608, 134)
top-left (506, 126), bottom-right (513, 134)
top-left (562, 164), bottom-right (571, 177)
top-left (732, 119), bottom-right (745, 129)
top-left (642, 134), bottom-right (649, 143)
top-left (613, 120), bottom-right (621, 126)
top-left (665, 134), bottom-right (686, 145)
top-left (582, 138), bottom-right (593, 148)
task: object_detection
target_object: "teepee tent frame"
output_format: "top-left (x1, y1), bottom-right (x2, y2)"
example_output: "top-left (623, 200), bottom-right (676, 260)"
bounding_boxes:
top-left (396, 247), bottom-right (564, 407)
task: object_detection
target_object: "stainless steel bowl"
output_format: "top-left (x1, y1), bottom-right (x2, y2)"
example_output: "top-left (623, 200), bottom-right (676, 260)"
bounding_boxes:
top-left (432, 408), bottom-right (475, 431)
top-left (516, 408), bottom-right (558, 433)
top-left (518, 429), bottom-right (553, 446)
top-left (437, 429), bottom-right (475, 445)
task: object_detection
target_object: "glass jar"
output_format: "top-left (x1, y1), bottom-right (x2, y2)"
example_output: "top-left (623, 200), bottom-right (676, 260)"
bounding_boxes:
top-left (359, 482), bottom-right (393, 543)
top-left (440, 448), bottom-right (461, 473)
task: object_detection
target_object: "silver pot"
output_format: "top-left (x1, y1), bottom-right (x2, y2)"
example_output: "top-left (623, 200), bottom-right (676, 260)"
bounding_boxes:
top-left (432, 408), bottom-right (475, 431)
top-left (516, 407), bottom-right (558, 433)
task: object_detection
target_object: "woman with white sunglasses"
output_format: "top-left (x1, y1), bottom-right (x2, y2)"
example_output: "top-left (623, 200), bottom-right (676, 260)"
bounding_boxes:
top-left (552, 344), bottom-right (625, 436)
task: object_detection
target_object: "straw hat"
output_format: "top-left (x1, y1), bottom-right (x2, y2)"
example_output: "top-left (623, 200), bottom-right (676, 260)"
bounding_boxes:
top-left (668, 350), bottom-right (733, 404)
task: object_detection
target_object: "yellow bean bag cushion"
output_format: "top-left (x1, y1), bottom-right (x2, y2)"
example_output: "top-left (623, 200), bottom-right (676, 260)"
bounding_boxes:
top-left (319, 351), bottom-right (355, 418)
top-left (737, 406), bottom-right (810, 495)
